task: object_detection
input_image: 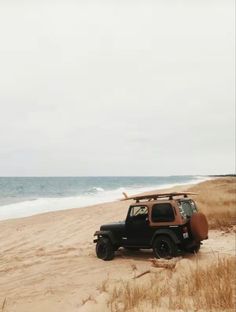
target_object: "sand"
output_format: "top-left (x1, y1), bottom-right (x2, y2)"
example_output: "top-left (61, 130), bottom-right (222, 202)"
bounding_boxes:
top-left (0, 181), bottom-right (235, 312)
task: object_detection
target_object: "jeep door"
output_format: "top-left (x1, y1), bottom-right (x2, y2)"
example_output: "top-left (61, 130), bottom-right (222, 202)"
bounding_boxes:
top-left (125, 205), bottom-right (152, 246)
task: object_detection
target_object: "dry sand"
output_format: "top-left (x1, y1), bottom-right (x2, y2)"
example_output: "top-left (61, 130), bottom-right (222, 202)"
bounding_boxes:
top-left (0, 180), bottom-right (235, 312)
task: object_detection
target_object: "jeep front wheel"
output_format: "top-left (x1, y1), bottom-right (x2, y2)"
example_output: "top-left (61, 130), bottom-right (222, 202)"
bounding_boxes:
top-left (96, 237), bottom-right (115, 261)
top-left (153, 235), bottom-right (177, 259)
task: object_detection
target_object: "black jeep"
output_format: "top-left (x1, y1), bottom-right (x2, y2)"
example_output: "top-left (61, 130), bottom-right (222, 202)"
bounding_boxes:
top-left (94, 192), bottom-right (208, 260)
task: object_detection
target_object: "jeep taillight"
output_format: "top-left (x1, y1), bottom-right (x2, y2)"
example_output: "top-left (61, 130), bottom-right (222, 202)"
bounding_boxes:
top-left (182, 226), bottom-right (189, 239)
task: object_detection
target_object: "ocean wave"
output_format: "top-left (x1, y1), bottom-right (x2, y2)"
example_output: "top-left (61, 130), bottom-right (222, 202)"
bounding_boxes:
top-left (0, 176), bottom-right (210, 221)
top-left (86, 186), bottom-right (105, 194)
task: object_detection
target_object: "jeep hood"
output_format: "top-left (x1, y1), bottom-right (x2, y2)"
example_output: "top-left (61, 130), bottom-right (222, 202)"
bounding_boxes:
top-left (100, 221), bottom-right (125, 231)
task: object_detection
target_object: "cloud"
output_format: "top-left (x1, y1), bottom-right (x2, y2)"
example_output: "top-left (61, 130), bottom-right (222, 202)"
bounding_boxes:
top-left (0, 0), bottom-right (234, 175)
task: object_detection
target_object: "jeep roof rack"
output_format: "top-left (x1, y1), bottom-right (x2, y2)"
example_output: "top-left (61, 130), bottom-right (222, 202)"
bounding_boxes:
top-left (122, 192), bottom-right (197, 203)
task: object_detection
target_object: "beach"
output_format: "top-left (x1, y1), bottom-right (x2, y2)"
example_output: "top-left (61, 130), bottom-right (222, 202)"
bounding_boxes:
top-left (0, 0), bottom-right (234, 310)
top-left (0, 177), bottom-right (235, 311)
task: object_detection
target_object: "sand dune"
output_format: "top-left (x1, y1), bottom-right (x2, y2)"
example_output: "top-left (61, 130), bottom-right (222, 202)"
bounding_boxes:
top-left (0, 178), bottom-right (235, 311)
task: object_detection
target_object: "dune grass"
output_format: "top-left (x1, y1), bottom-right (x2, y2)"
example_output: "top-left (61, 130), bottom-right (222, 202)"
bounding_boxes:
top-left (189, 177), bottom-right (236, 230)
top-left (107, 256), bottom-right (236, 311)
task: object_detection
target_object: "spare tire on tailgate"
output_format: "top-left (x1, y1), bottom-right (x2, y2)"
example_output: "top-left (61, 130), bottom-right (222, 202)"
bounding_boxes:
top-left (190, 212), bottom-right (208, 241)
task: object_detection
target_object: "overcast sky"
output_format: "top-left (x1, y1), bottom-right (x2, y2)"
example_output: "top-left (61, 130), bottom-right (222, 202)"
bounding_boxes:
top-left (0, 0), bottom-right (235, 176)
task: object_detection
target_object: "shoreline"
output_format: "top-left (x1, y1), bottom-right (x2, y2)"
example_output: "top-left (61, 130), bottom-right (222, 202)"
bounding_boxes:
top-left (0, 176), bottom-right (211, 222)
top-left (0, 184), bottom-right (196, 224)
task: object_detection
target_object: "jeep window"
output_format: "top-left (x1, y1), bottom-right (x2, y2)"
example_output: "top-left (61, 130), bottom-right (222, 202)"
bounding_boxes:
top-left (178, 200), bottom-right (197, 219)
top-left (151, 203), bottom-right (175, 222)
top-left (129, 206), bottom-right (148, 219)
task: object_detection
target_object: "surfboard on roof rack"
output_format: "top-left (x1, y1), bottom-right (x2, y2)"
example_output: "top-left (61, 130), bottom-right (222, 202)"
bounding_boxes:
top-left (122, 191), bottom-right (197, 202)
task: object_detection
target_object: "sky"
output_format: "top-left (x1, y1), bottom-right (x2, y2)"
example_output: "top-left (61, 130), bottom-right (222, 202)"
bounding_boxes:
top-left (0, 0), bottom-right (235, 176)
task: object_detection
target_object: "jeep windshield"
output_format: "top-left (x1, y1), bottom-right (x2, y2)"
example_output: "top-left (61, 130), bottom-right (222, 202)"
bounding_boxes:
top-left (178, 199), bottom-right (197, 219)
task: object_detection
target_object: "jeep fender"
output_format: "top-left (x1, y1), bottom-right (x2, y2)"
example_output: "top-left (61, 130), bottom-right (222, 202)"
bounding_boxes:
top-left (94, 231), bottom-right (116, 244)
top-left (151, 229), bottom-right (180, 245)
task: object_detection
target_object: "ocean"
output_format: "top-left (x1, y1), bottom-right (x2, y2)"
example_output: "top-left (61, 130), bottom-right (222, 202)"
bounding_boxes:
top-left (0, 176), bottom-right (209, 220)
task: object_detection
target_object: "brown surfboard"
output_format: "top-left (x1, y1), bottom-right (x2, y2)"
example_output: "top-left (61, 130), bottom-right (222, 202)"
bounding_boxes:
top-left (122, 191), bottom-right (197, 201)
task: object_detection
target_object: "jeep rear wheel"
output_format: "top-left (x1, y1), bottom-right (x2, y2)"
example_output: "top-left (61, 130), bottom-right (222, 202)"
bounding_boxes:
top-left (96, 237), bottom-right (115, 261)
top-left (153, 235), bottom-right (177, 259)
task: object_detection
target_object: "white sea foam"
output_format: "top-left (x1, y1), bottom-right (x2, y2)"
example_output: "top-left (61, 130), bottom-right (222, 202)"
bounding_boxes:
top-left (0, 176), bottom-right (210, 221)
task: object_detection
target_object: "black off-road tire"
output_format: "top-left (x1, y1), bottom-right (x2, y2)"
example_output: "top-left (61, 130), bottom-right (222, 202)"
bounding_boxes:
top-left (153, 235), bottom-right (178, 259)
top-left (185, 243), bottom-right (201, 254)
top-left (96, 237), bottom-right (115, 261)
